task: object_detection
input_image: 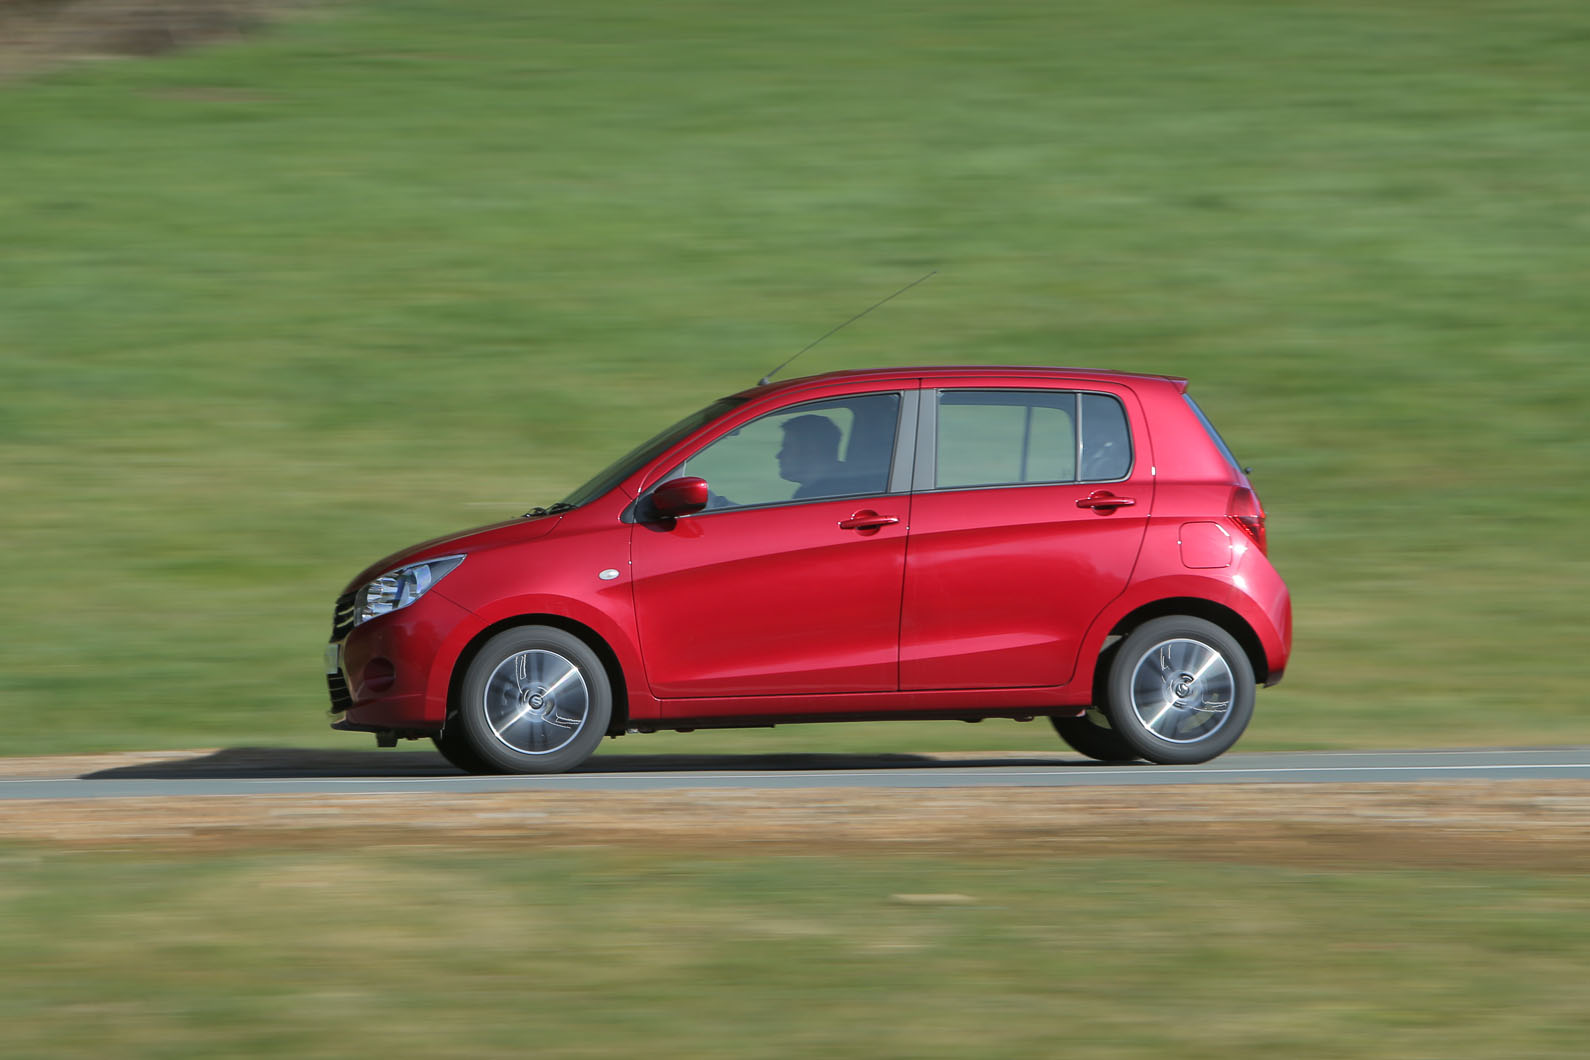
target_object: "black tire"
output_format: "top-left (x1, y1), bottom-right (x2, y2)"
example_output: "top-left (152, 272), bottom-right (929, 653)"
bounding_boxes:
top-left (1102, 616), bottom-right (1254, 765)
top-left (455, 626), bottom-right (612, 775)
top-left (1051, 710), bottom-right (1142, 762)
top-left (431, 722), bottom-right (495, 774)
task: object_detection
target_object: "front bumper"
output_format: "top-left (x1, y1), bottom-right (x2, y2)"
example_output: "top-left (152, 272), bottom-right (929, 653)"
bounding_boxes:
top-left (323, 588), bottom-right (475, 733)
top-left (324, 641), bottom-right (353, 714)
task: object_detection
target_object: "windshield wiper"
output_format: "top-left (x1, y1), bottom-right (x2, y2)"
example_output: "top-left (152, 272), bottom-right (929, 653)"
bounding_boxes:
top-left (522, 502), bottom-right (577, 519)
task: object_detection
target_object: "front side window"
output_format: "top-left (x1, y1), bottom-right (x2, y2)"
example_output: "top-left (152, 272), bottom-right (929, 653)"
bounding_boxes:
top-left (675, 393), bottom-right (901, 511)
top-left (934, 389), bottom-right (1131, 489)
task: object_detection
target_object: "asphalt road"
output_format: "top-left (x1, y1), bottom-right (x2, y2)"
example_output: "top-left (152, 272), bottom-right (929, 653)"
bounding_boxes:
top-left (1, 747), bottom-right (1586, 801)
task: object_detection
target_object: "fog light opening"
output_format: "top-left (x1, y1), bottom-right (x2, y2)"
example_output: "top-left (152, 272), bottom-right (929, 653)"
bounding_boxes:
top-left (361, 657), bottom-right (397, 694)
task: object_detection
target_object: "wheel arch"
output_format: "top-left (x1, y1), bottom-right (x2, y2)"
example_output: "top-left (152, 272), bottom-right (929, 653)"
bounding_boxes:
top-left (446, 614), bottom-right (631, 737)
top-left (1104, 597), bottom-right (1269, 685)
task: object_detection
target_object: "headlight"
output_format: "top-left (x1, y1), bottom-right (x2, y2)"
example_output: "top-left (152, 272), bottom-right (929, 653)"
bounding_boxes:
top-left (355, 555), bottom-right (465, 626)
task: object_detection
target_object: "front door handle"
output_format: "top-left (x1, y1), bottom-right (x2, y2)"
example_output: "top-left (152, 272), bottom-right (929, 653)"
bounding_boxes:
top-left (1076, 490), bottom-right (1136, 512)
top-left (838, 510), bottom-right (900, 534)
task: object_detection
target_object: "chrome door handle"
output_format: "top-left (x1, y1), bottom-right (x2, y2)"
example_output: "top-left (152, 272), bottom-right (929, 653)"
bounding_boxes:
top-left (838, 511), bottom-right (900, 532)
top-left (1076, 491), bottom-right (1136, 511)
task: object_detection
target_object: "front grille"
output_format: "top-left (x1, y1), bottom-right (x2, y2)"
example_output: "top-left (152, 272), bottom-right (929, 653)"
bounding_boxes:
top-left (326, 669), bottom-right (354, 713)
top-left (331, 590), bottom-right (357, 641)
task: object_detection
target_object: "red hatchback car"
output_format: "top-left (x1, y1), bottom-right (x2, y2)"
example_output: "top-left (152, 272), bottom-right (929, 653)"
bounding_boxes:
top-left (325, 367), bottom-right (1290, 773)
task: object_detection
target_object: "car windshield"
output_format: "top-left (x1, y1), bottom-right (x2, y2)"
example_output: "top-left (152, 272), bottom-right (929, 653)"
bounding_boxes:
top-left (558, 398), bottom-right (744, 509)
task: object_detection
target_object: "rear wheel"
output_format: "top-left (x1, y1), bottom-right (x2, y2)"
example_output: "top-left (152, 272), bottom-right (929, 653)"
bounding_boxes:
top-left (456, 626), bottom-right (612, 775)
top-left (1051, 710), bottom-right (1141, 762)
top-left (1102, 616), bottom-right (1254, 764)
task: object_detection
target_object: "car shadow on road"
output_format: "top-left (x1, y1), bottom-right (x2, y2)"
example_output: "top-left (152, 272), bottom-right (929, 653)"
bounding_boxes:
top-left (81, 746), bottom-right (1133, 780)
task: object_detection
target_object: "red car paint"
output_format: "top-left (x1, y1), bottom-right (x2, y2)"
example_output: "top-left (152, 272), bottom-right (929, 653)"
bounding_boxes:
top-left (326, 366), bottom-right (1291, 769)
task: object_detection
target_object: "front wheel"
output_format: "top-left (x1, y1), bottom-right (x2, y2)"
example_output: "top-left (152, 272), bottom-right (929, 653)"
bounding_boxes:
top-left (455, 626), bottom-right (612, 775)
top-left (431, 722), bottom-right (493, 774)
top-left (1101, 616), bottom-right (1254, 765)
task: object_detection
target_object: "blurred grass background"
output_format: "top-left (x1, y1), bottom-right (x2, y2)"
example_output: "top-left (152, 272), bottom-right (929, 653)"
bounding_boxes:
top-left (3, 0), bottom-right (1588, 755)
top-left (2, 846), bottom-right (1586, 1057)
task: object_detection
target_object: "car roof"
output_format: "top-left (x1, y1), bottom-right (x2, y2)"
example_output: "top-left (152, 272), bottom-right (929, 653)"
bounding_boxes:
top-left (732, 365), bottom-right (1190, 400)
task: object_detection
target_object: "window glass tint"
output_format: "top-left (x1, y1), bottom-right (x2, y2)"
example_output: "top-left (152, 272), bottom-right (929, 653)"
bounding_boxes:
top-left (677, 393), bottom-right (900, 510)
top-left (1183, 394), bottom-right (1242, 474)
top-left (1079, 393), bottom-right (1132, 481)
top-left (936, 390), bottom-right (1077, 489)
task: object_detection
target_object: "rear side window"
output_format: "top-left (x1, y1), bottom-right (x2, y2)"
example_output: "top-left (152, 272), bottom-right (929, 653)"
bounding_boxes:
top-left (934, 389), bottom-right (1132, 489)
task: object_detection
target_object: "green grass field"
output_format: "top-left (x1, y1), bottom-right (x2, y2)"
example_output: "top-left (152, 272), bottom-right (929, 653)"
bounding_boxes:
top-left (1, 845), bottom-right (1585, 1058)
top-left (3, 0), bottom-right (1588, 756)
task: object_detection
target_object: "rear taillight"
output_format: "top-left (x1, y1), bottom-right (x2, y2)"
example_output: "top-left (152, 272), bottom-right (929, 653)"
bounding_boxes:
top-left (1229, 488), bottom-right (1267, 555)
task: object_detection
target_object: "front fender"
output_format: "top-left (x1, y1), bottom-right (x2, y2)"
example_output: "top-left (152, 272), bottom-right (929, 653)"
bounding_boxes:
top-left (427, 588), bottom-right (658, 724)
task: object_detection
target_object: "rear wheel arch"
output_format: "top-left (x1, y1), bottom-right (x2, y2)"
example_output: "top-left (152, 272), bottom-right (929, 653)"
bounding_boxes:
top-left (447, 614), bottom-right (630, 737)
top-left (1059, 599), bottom-right (1262, 764)
top-left (1102, 597), bottom-right (1268, 687)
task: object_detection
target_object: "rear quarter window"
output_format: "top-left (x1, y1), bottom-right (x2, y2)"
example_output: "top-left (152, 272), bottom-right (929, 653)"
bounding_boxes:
top-left (1079, 393), bottom-right (1131, 481)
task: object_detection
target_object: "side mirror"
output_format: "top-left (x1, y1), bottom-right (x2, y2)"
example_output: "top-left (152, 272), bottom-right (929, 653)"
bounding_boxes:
top-left (649, 476), bottom-right (709, 519)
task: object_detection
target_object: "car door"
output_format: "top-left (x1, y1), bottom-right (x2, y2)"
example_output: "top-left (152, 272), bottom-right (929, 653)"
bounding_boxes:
top-left (899, 383), bottom-right (1152, 690)
top-left (631, 390), bottom-right (915, 701)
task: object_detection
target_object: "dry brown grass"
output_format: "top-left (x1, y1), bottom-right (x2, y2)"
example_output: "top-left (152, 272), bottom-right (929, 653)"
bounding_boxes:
top-left (0, 0), bottom-right (308, 77)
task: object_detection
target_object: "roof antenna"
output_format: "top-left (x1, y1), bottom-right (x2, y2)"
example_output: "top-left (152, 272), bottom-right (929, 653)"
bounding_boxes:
top-left (758, 271), bottom-right (937, 386)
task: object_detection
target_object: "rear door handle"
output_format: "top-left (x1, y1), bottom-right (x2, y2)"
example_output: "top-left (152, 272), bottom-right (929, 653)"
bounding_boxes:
top-left (838, 510), bottom-right (900, 534)
top-left (1076, 491), bottom-right (1136, 512)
